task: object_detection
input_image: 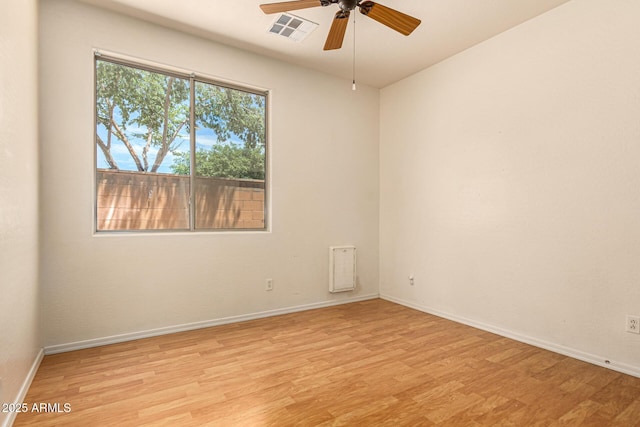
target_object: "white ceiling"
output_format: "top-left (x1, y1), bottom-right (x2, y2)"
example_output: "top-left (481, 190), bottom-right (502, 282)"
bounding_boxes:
top-left (77, 0), bottom-right (572, 88)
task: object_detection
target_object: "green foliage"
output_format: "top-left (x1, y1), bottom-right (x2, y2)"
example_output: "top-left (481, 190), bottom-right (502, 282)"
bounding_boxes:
top-left (96, 60), bottom-right (266, 176)
top-left (176, 82), bottom-right (266, 180)
top-left (195, 83), bottom-right (265, 148)
top-left (96, 60), bottom-right (189, 172)
top-left (171, 144), bottom-right (265, 180)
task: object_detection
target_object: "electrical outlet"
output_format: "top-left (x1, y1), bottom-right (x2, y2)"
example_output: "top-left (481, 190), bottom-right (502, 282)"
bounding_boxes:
top-left (265, 278), bottom-right (273, 291)
top-left (408, 275), bottom-right (414, 286)
top-left (626, 315), bottom-right (640, 334)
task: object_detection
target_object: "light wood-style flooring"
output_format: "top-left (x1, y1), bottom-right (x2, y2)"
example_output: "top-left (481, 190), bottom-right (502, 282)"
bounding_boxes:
top-left (15, 299), bottom-right (640, 426)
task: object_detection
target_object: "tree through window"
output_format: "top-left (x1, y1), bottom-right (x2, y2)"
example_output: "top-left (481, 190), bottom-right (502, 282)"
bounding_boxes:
top-left (95, 56), bottom-right (267, 231)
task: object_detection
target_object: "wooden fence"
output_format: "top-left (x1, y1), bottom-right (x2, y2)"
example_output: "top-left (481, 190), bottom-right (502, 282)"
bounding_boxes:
top-left (96, 169), bottom-right (265, 230)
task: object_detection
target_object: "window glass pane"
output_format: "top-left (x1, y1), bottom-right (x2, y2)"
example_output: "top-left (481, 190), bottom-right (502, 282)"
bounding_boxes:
top-left (95, 59), bottom-right (191, 231)
top-left (191, 81), bottom-right (266, 230)
top-left (94, 57), bottom-right (268, 233)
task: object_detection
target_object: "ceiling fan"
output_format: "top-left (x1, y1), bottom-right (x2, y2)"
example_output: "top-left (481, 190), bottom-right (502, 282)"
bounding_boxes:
top-left (260, 0), bottom-right (421, 50)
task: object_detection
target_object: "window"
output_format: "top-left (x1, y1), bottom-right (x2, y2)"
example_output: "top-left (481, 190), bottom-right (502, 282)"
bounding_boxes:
top-left (95, 55), bottom-right (268, 232)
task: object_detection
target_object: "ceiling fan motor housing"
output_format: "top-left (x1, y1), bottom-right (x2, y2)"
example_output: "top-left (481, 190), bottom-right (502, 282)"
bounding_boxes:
top-left (338, 0), bottom-right (358, 11)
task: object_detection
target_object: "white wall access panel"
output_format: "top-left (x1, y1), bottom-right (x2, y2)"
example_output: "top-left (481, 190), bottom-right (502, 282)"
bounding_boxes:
top-left (329, 246), bottom-right (356, 293)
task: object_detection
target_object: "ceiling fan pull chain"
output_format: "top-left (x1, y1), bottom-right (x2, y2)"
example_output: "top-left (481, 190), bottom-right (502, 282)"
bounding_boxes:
top-left (352, 10), bottom-right (356, 91)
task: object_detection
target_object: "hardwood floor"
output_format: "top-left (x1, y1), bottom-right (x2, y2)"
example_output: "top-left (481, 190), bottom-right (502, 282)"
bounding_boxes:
top-left (14, 299), bottom-right (640, 426)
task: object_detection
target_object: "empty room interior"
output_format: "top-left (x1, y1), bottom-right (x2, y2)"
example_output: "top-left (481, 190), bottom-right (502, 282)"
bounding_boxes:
top-left (2, 0), bottom-right (640, 425)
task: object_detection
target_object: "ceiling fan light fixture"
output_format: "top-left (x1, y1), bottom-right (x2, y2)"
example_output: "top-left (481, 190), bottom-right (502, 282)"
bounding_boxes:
top-left (267, 13), bottom-right (319, 42)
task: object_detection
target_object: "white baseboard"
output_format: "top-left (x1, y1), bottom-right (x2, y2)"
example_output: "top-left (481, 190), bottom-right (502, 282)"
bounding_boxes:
top-left (2, 349), bottom-right (44, 427)
top-left (44, 293), bottom-right (379, 355)
top-left (380, 293), bottom-right (640, 379)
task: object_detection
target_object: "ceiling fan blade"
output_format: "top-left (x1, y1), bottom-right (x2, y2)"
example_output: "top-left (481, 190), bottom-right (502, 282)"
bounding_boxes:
top-left (358, 1), bottom-right (421, 36)
top-left (260, 0), bottom-right (322, 14)
top-left (324, 10), bottom-right (350, 50)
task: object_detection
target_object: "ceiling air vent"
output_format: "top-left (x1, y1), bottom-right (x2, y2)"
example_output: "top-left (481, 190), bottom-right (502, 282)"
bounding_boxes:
top-left (267, 13), bottom-right (318, 42)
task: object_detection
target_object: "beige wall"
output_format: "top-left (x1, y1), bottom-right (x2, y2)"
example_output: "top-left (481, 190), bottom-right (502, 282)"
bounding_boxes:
top-left (0, 0), bottom-right (41, 423)
top-left (380, 0), bottom-right (640, 374)
top-left (39, 0), bottom-right (379, 348)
